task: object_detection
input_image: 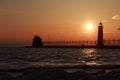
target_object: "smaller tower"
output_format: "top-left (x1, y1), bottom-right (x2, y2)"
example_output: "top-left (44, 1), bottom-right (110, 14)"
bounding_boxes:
top-left (97, 22), bottom-right (104, 47)
top-left (32, 35), bottom-right (43, 47)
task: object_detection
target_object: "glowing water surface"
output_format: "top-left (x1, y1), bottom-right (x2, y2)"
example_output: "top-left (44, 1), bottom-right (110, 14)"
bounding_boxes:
top-left (0, 48), bottom-right (120, 69)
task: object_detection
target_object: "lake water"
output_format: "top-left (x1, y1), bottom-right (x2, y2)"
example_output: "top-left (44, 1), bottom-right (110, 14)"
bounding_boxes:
top-left (0, 48), bottom-right (120, 69)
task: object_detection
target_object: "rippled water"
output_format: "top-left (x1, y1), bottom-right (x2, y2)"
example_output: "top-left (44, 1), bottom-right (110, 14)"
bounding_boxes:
top-left (0, 48), bottom-right (120, 69)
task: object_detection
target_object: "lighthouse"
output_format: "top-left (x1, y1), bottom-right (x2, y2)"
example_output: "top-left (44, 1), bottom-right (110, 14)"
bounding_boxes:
top-left (32, 35), bottom-right (43, 47)
top-left (97, 22), bottom-right (104, 47)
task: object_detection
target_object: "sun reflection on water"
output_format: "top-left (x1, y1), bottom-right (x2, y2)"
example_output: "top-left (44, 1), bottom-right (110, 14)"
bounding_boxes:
top-left (82, 49), bottom-right (102, 66)
top-left (83, 49), bottom-right (96, 55)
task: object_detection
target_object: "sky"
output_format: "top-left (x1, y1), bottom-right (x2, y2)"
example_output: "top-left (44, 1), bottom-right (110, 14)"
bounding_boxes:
top-left (0, 0), bottom-right (120, 46)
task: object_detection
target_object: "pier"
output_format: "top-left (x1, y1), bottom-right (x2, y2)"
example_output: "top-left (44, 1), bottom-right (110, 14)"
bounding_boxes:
top-left (25, 23), bottom-right (120, 48)
top-left (40, 40), bottom-right (120, 48)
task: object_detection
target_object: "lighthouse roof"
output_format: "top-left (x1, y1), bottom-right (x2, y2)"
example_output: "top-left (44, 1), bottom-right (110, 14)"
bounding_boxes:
top-left (99, 22), bottom-right (103, 26)
top-left (33, 35), bottom-right (41, 40)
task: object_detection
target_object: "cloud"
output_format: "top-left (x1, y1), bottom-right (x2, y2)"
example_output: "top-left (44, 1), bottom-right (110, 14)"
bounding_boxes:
top-left (112, 15), bottom-right (120, 20)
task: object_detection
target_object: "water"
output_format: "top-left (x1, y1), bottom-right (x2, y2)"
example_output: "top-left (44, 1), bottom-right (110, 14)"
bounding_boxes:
top-left (0, 47), bottom-right (120, 69)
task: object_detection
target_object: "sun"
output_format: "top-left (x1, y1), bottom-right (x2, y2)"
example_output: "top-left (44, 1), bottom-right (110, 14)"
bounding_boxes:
top-left (86, 23), bottom-right (93, 31)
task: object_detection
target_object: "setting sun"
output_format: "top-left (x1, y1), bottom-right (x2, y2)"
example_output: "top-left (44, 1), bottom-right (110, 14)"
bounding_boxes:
top-left (86, 23), bottom-right (93, 31)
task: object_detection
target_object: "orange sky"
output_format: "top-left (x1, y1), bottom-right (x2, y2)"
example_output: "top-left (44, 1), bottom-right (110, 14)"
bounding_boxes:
top-left (0, 0), bottom-right (120, 46)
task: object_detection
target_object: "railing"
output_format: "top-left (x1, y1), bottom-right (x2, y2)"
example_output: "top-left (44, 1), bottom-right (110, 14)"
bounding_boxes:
top-left (43, 40), bottom-right (120, 46)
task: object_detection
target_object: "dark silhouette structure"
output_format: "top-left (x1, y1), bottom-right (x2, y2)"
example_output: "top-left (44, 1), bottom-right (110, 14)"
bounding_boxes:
top-left (25, 23), bottom-right (120, 48)
top-left (97, 22), bottom-right (104, 47)
top-left (32, 35), bottom-right (43, 47)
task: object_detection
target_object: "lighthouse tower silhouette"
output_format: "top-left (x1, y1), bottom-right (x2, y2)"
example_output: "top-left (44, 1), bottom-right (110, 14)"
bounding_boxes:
top-left (97, 22), bottom-right (104, 47)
